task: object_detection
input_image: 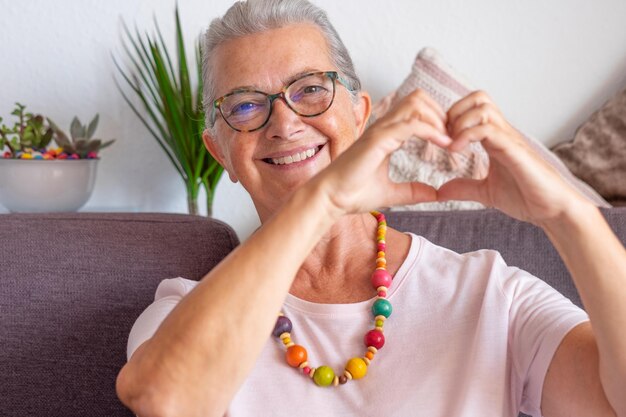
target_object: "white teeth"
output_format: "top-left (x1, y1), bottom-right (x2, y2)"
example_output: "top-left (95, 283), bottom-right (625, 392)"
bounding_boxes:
top-left (269, 146), bottom-right (320, 165)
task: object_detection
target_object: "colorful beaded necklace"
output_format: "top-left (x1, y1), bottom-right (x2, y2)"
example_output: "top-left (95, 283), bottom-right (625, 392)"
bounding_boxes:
top-left (272, 211), bottom-right (392, 387)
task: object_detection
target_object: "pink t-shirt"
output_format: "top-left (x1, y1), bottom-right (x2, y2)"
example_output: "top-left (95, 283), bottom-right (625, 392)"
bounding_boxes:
top-left (127, 233), bottom-right (588, 417)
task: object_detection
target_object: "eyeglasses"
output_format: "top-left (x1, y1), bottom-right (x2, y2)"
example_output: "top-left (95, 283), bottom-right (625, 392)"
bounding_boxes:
top-left (210, 71), bottom-right (351, 133)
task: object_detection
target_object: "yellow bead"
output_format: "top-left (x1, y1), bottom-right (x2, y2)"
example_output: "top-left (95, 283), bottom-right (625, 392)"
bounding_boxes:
top-left (282, 337), bottom-right (291, 345)
top-left (375, 319), bottom-right (384, 327)
top-left (345, 357), bottom-right (367, 379)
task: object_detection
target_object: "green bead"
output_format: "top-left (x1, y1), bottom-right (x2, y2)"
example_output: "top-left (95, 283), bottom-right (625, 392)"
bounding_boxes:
top-left (313, 365), bottom-right (335, 387)
top-left (372, 298), bottom-right (392, 318)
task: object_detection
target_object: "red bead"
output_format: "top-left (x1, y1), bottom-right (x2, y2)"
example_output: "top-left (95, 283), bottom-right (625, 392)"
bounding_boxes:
top-left (377, 243), bottom-right (386, 251)
top-left (371, 269), bottom-right (392, 289)
top-left (377, 290), bottom-right (386, 297)
top-left (364, 329), bottom-right (385, 349)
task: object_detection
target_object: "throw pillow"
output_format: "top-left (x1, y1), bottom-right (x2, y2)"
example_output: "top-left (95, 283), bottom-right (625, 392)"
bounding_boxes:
top-left (372, 47), bottom-right (610, 211)
top-left (552, 88), bottom-right (626, 205)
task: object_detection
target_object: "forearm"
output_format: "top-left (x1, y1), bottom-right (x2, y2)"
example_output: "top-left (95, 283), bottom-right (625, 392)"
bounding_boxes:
top-left (542, 203), bottom-right (626, 415)
top-left (118, 180), bottom-right (340, 417)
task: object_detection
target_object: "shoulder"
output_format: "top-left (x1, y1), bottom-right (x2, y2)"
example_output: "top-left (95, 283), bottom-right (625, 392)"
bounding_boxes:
top-left (153, 277), bottom-right (199, 300)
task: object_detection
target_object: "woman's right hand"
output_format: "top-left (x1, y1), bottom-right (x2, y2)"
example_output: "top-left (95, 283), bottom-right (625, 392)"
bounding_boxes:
top-left (312, 89), bottom-right (451, 217)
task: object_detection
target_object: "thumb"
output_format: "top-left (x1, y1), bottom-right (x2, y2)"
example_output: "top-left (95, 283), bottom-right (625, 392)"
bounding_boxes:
top-left (437, 178), bottom-right (488, 205)
top-left (388, 181), bottom-right (438, 206)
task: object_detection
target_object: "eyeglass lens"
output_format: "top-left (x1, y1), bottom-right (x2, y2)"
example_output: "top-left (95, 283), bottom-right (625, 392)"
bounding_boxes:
top-left (219, 72), bottom-right (336, 132)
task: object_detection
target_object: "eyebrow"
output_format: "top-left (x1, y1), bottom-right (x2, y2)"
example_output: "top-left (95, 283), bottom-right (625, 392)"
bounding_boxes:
top-left (225, 68), bottom-right (322, 95)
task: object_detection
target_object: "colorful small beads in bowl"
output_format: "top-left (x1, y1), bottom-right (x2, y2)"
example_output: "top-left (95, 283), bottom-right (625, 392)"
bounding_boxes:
top-left (1, 148), bottom-right (99, 160)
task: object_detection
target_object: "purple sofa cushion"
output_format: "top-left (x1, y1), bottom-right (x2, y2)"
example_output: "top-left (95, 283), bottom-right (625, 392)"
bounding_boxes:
top-left (0, 213), bottom-right (239, 417)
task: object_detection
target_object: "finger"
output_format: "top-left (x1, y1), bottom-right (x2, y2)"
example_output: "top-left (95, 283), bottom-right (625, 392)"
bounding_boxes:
top-left (373, 118), bottom-right (453, 152)
top-left (408, 105), bottom-right (448, 136)
top-left (382, 90), bottom-right (448, 135)
top-left (448, 102), bottom-right (503, 138)
top-left (446, 90), bottom-right (492, 130)
top-left (437, 177), bottom-right (489, 205)
top-left (387, 181), bottom-right (438, 206)
top-left (448, 124), bottom-right (494, 152)
top-left (411, 89), bottom-right (448, 121)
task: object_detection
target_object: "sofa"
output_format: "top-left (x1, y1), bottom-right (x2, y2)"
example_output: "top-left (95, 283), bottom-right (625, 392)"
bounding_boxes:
top-left (2, 208), bottom-right (625, 417)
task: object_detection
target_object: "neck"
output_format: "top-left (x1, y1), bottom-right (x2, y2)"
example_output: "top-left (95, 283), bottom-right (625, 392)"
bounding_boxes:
top-left (289, 212), bottom-right (410, 303)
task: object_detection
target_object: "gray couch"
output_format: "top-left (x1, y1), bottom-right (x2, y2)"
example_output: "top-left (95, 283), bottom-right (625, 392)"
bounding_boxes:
top-left (2, 209), bottom-right (625, 417)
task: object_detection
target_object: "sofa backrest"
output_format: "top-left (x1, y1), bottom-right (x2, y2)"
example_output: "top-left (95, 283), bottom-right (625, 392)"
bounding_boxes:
top-left (0, 213), bottom-right (239, 417)
top-left (386, 207), bottom-right (626, 309)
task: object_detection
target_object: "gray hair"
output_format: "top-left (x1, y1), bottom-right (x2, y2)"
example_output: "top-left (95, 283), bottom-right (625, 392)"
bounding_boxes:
top-left (201, 0), bottom-right (362, 130)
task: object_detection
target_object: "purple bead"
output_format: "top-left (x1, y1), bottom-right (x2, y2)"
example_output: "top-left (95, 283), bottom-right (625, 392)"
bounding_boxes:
top-left (272, 316), bottom-right (292, 338)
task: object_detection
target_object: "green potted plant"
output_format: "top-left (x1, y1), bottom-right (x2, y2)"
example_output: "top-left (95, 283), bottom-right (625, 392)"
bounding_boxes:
top-left (0, 103), bottom-right (114, 212)
top-left (115, 5), bottom-right (223, 216)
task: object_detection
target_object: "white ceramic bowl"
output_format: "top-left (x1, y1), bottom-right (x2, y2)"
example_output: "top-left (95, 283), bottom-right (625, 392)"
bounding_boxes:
top-left (0, 159), bottom-right (98, 212)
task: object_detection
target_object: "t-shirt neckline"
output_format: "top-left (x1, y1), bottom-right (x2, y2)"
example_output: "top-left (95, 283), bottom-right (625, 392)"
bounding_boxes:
top-left (283, 233), bottom-right (422, 317)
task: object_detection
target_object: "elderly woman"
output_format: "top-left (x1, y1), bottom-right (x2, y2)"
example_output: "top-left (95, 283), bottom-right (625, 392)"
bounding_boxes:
top-left (116, 1), bottom-right (626, 416)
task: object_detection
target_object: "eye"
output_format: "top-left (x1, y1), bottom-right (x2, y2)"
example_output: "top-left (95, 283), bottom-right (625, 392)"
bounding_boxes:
top-left (229, 101), bottom-right (261, 116)
top-left (290, 84), bottom-right (329, 102)
top-left (303, 85), bottom-right (327, 94)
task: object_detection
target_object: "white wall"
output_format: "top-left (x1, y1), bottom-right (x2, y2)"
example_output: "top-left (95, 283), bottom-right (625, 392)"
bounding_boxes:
top-left (2, 0), bottom-right (626, 239)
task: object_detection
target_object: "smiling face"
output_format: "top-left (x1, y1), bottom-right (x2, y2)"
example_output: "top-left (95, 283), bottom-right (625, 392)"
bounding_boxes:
top-left (203, 23), bottom-right (371, 222)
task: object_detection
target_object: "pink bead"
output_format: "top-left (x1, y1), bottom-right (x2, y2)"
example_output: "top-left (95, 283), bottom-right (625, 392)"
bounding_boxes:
top-left (376, 213), bottom-right (385, 223)
top-left (364, 329), bottom-right (385, 349)
top-left (378, 290), bottom-right (386, 297)
top-left (377, 243), bottom-right (386, 252)
top-left (371, 269), bottom-right (392, 289)
top-left (303, 366), bottom-right (311, 374)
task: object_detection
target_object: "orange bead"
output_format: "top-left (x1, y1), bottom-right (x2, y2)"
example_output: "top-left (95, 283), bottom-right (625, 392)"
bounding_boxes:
top-left (365, 351), bottom-right (374, 360)
top-left (286, 345), bottom-right (307, 367)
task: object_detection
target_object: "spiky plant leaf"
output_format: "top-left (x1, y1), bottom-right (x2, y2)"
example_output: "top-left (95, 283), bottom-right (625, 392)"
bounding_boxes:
top-left (86, 114), bottom-right (99, 139)
top-left (115, 5), bottom-right (223, 215)
top-left (70, 117), bottom-right (83, 140)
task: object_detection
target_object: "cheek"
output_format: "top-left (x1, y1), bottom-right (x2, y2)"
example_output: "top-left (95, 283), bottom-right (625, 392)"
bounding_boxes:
top-left (320, 108), bottom-right (359, 153)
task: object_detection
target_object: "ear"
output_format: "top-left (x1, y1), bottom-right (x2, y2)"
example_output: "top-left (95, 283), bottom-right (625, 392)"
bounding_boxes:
top-left (202, 129), bottom-right (239, 183)
top-left (353, 91), bottom-right (372, 137)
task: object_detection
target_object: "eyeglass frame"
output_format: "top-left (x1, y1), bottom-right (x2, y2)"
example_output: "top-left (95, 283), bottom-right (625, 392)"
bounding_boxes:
top-left (209, 71), bottom-right (353, 133)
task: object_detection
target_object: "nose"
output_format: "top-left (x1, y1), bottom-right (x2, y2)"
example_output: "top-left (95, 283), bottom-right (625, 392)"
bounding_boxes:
top-left (263, 95), bottom-right (305, 141)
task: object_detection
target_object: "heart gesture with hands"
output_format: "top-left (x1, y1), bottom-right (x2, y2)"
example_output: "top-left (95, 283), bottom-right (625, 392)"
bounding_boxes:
top-left (316, 89), bottom-right (590, 226)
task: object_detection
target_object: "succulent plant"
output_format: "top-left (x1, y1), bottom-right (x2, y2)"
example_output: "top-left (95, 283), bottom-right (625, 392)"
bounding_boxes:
top-left (0, 103), bottom-right (54, 154)
top-left (48, 114), bottom-right (115, 158)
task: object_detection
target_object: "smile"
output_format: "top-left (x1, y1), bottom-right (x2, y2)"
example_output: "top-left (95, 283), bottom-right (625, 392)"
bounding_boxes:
top-left (264, 145), bottom-right (323, 166)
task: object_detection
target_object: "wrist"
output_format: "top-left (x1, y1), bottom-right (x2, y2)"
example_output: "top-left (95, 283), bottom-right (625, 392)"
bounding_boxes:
top-left (294, 175), bottom-right (347, 224)
top-left (539, 198), bottom-right (600, 239)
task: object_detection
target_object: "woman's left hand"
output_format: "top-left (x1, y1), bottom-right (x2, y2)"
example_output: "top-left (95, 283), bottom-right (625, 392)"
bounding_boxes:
top-left (437, 90), bottom-right (591, 226)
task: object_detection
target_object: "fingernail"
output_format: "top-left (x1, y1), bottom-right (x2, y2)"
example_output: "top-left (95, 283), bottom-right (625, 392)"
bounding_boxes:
top-left (440, 135), bottom-right (453, 146)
